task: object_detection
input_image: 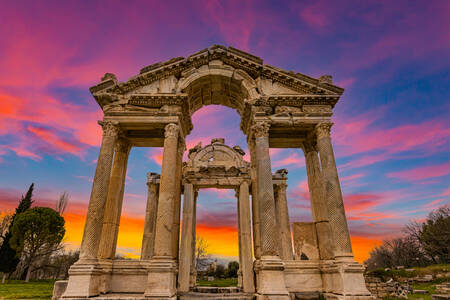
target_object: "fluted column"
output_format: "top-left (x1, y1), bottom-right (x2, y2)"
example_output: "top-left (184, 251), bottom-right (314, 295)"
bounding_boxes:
top-left (98, 138), bottom-right (130, 260)
top-left (252, 122), bottom-right (278, 257)
top-left (303, 139), bottom-right (335, 260)
top-left (274, 182), bottom-right (294, 260)
top-left (238, 181), bottom-right (255, 293)
top-left (178, 183), bottom-right (195, 292)
top-left (171, 139), bottom-right (184, 260)
top-left (153, 123), bottom-right (180, 257)
top-left (315, 123), bottom-right (353, 258)
top-left (80, 121), bottom-right (119, 260)
top-left (141, 173), bottom-right (160, 260)
top-left (249, 140), bottom-right (261, 259)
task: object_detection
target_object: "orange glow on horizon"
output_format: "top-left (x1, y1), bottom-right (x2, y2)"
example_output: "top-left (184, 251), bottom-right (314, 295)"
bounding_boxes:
top-left (62, 213), bottom-right (380, 262)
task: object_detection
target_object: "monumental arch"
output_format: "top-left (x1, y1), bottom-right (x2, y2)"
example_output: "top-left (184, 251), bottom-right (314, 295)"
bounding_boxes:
top-left (57, 45), bottom-right (372, 300)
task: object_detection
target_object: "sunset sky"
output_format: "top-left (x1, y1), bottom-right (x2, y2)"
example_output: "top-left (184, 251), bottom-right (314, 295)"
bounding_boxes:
top-left (0, 1), bottom-right (449, 263)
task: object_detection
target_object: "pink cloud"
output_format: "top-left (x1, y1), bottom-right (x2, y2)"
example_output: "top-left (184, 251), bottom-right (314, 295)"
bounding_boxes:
top-left (0, 91), bottom-right (102, 160)
top-left (440, 189), bottom-right (450, 197)
top-left (148, 148), bottom-right (163, 166)
top-left (387, 161), bottom-right (450, 182)
top-left (333, 107), bottom-right (450, 169)
top-left (27, 125), bottom-right (84, 156)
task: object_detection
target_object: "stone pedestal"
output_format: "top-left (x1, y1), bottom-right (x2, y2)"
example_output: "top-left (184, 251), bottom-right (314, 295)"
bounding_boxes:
top-left (254, 257), bottom-right (290, 300)
top-left (145, 258), bottom-right (178, 299)
top-left (321, 260), bottom-right (373, 300)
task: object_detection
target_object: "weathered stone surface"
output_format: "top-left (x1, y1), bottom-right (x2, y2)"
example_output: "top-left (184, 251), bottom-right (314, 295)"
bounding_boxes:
top-left (292, 222), bottom-right (320, 261)
top-left (61, 46), bottom-right (371, 300)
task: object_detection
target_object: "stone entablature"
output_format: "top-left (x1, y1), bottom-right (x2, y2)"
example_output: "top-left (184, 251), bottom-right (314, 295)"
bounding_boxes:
top-left (89, 45), bottom-right (343, 149)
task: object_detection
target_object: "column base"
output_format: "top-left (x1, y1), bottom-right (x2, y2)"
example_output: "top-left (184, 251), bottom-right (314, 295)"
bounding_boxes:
top-left (145, 256), bottom-right (177, 299)
top-left (254, 256), bottom-right (290, 300)
top-left (320, 258), bottom-right (373, 298)
top-left (62, 259), bottom-right (105, 298)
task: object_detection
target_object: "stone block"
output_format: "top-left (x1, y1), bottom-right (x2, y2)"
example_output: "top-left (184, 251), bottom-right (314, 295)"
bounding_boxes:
top-left (52, 280), bottom-right (67, 300)
top-left (292, 222), bottom-right (319, 260)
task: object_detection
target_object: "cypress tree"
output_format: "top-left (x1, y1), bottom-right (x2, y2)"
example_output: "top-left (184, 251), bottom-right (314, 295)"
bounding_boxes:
top-left (0, 183), bottom-right (34, 282)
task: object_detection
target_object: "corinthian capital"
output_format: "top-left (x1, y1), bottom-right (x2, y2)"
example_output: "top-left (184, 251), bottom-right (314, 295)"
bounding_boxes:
top-left (114, 138), bottom-right (130, 153)
top-left (164, 123), bottom-right (179, 138)
top-left (251, 122), bottom-right (270, 138)
top-left (315, 122), bottom-right (333, 139)
top-left (98, 121), bottom-right (120, 137)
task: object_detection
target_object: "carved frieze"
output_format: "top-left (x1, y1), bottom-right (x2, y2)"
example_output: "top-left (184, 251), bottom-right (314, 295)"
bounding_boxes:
top-left (302, 105), bottom-right (332, 113)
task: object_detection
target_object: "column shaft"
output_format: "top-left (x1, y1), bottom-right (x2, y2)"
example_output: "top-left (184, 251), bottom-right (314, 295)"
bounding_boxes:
top-left (249, 141), bottom-right (261, 259)
top-left (172, 140), bottom-right (184, 259)
top-left (303, 140), bottom-right (335, 260)
top-left (189, 191), bottom-right (197, 288)
top-left (141, 174), bottom-right (159, 260)
top-left (80, 121), bottom-right (119, 260)
top-left (178, 183), bottom-right (195, 292)
top-left (98, 138), bottom-right (130, 259)
top-left (239, 181), bottom-right (255, 293)
top-left (252, 122), bottom-right (278, 257)
top-left (274, 183), bottom-right (294, 260)
top-left (153, 123), bottom-right (180, 257)
top-left (316, 123), bottom-right (353, 258)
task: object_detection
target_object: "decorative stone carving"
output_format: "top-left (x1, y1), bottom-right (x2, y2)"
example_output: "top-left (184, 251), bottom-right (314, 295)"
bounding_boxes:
top-left (164, 123), bottom-right (179, 138)
top-left (211, 137), bottom-right (225, 144)
top-left (274, 105), bottom-right (302, 114)
top-left (101, 73), bottom-right (117, 82)
top-left (98, 121), bottom-right (120, 137)
top-left (318, 75), bottom-right (333, 85)
top-left (315, 122), bottom-right (333, 139)
top-left (303, 105), bottom-right (332, 113)
top-left (251, 122), bottom-right (270, 138)
top-left (233, 145), bottom-right (245, 156)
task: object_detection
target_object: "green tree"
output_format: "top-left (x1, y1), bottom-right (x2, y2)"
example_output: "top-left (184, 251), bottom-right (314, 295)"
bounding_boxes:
top-left (420, 205), bottom-right (450, 263)
top-left (10, 207), bottom-right (65, 282)
top-left (227, 261), bottom-right (239, 278)
top-left (215, 264), bottom-right (226, 278)
top-left (0, 183), bottom-right (34, 283)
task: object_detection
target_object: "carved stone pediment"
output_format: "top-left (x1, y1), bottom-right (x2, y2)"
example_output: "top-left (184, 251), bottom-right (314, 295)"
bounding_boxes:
top-left (89, 45), bottom-right (344, 113)
top-left (184, 138), bottom-right (249, 176)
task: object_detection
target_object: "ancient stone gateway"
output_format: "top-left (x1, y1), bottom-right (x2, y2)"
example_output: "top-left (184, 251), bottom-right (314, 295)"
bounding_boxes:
top-left (58, 45), bottom-right (372, 300)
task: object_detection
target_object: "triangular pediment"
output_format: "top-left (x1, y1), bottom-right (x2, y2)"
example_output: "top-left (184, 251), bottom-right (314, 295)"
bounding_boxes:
top-left (90, 45), bottom-right (344, 103)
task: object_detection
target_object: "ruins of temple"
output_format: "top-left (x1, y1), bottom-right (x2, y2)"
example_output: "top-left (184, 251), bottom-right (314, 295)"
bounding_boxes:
top-left (55, 45), bottom-right (372, 300)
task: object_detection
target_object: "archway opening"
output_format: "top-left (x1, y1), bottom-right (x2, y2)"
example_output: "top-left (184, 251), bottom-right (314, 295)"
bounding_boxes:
top-left (194, 188), bottom-right (239, 287)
